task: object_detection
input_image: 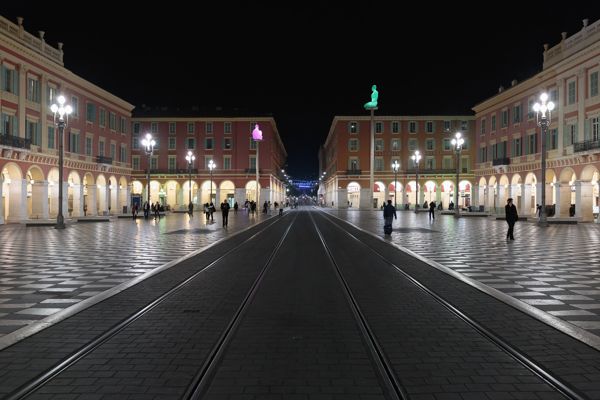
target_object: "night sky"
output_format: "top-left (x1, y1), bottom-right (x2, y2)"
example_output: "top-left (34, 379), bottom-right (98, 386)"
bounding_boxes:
top-left (4, 1), bottom-right (600, 181)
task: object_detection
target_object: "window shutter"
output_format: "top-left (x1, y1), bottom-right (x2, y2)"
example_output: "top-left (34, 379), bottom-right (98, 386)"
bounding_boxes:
top-left (506, 109), bottom-right (510, 126)
top-left (511, 139), bottom-right (515, 157)
top-left (204, 138), bottom-right (208, 149)
top-left (585, 119), bottom-right (591, 141)
top-left (564, 125), bottom-right (568, 147)
top-left (13, 70), bottom-right (18, 95)
top-left (77, 134), bottom-right (81, 154)
top-left (230, 137), bottom-right (234, 149)
top-left (356, 139), bottom-right (360, 151)
top-left (25, 121), bottom-right (31, 139)
top-left (222, 138), bottom-right (226, 149)
top-left (525, 136), bottom-right (530, 155)
top-left (574, 122), bottom-right (579, 143)
top-left (533, 134), bottom-right (537, 154)
top-left (12, 116), bottom-right (18, 136)
top-left (432, 122), bottom-right (436, 133)
top-left (0, 65), bottom-right (5, 91)
top-left (87, 103), bottom-right (93, 121)
top-left (36, 123), bottom-right (41, 145)
top-left (348, 139), bottom-right (352, 151)
top-left (519, 105), bottom-right (523, 122)
top-left (512, 107), bottom-right (516, 124)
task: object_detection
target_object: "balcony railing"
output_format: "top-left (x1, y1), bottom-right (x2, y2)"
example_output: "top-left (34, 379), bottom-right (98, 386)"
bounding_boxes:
top-left (346, 169), bottom-right (362, 175)
top-left (492, 158), bottom-right (511, 166)
top-left (97, 156), bottom-right (113, 164)
top-left (0, 135), bottom-right (31, 150)
top-left (574, 139), bottom-right (600, 153)
top-left (419, 169), bottom-right (457, 174)
top-left (143, 169), bottom-right (198, 174)
top-left (244, 169), bottom-right (262, 174)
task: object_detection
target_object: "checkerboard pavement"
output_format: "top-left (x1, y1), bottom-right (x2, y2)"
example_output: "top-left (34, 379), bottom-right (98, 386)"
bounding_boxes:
top-left (321, 208), bottom-right (600, 338)
top-left (0, 210), bottom-right (272, 337)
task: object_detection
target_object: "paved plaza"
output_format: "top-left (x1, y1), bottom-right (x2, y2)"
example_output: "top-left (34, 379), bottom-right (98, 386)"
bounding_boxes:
top-left (321, 207), bottom-right (600, 343)
top-left (0, 210), bottom-right (273, 341)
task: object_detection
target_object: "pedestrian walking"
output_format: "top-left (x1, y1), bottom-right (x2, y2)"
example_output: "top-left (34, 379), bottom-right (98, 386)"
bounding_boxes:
top-left (505, 198), bottom-right (518, 241)
top-left (536, 203), bottom-right (542, 217)
top-left (132, 203), bottom-right (138, 221)
top-left (263, 201), bottom-right (268, 213)
top-left (234, 202), bottom-right (238, 214)
top-left (143, 201), bottom-right (150, 219)
top-left (251, 201), bottom-right (256, 215)
top-left (84, 204), bottom-right (87, 216)
top-left (383, 200), bottom-right (397, 235)
top-left (188, 201), bottom-right (194, 217)
top-left (154, 203), bottom-right (160, 220)
top-left (221, 201), bottom-right (230, 227)
top-left (429, 201), bottom-right (436, 220)
top-left (209, 202), bottom-right (215, 222)
top-left (279, 201), bottom-right (283, 216)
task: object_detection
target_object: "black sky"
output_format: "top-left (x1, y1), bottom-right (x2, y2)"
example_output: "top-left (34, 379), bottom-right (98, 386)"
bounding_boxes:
top-left (4, 1), bottom-right (600, 180)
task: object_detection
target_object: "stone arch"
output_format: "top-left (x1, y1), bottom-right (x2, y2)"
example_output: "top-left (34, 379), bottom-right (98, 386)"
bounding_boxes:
top-left (525, 172), bottom-right (537, 185)
top-left (478, 176), bottom-right (487, 187)
top-left (26, 165), bottom-right (45, 181)
top-left (511, 173), bottom-right (522, 185)
top-left (2, 163), bottom-right (24, 222)
top-left (220, 180), bottom-right (235, 207)
top-left (164, 180), bottom-right (180, 208)
top-left (68, 170), bottom-right (81, 184)
top-left (2, 162), bottom-right (24, 180)
top-left (96, 174), bottom-right (107, 186)
top-left (581, 165), bottom-right (599, 181)
top-left (499, 175), bottom-right (509, 186)
top-left (423, 180), bottom-right (437, 203)
top-left (83, 172), bottom-right (95, 185)
top-left (347, 181), bottom-right (361, 208)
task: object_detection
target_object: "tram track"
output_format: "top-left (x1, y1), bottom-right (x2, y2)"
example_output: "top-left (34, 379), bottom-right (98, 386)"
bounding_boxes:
top-left (312, 208), bottom-right (588, 400)
top-left (5, 211), bottom-right (298, 400)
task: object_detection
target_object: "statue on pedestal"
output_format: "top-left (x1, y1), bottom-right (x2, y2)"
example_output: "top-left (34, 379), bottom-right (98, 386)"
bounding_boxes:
top-left (364, 85), bottom-right (378, 108)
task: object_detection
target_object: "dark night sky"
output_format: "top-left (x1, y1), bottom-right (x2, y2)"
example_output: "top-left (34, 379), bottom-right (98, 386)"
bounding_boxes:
top-left (4, 1), bottom-right (600, 181)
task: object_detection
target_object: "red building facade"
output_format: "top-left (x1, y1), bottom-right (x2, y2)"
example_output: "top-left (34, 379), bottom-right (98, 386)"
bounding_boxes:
top-left (0, 15), bottom-right (134, 223)
top-left (130, 107), bottom-right (287, 210)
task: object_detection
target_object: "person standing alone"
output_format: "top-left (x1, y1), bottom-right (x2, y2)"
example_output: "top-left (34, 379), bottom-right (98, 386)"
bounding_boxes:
top-left (188, 201), bottom-right (194, 217)
top-left (221, 201), bottom-right (230, 227)
top-left (143, 201), bottom-right (150, 219)
top-left (383, 200), bottom-right (397, 235)
top-left (505, 198), bottom-right (518, 241)
top-left (429, 201), bottom-right (436, 220)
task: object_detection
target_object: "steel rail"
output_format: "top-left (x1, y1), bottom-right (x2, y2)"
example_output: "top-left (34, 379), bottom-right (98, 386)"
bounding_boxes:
top-left (307, 210), bottom-right (408, 400)
top-left (7, 212), bottom-right (295, 400)
top-left (314, 210), bottom-right (588, 400)
top-left (185, 211), bottom-right (300, 399)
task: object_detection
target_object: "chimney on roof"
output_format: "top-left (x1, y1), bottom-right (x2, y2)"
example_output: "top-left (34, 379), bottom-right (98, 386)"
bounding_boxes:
top-left (511, 79), bottom-right (518, 87)
top-left (499, 86), bottom-right (504, 93)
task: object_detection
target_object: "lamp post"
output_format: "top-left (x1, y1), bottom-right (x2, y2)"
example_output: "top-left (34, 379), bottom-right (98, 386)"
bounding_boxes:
top-left (185, 151), bottom-right (195, 205)
top-left (252, 125), bottom-right (263, 206)
top-left (392, 160), bottom-right (399, 209)
top-left (208, 159), bottom-right (215, 205)
top-left (533, 93), bottom-right (555, 227)
top-left (411, 151), bottom-right (421, 214)
top-left (451, 132), bottom-right (464, 219)
top-left (50, 96), bottom-right (72, 229)
top-left (141, 134), bottom-right (155, 207)
top-left (364, 85), bottom-right (379, 218)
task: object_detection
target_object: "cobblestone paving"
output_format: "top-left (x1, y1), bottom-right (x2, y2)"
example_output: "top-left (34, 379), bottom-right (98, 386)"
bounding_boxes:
top-left (321, 208), bottom-right (600, 337)
top-left (0, 210), bottom-right (272, 337)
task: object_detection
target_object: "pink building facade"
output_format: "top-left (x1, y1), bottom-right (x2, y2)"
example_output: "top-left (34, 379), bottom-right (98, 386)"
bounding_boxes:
top-left (473, 18), bottom-right (600, 222)
top-left (0, 15), bottom-right (134, 223)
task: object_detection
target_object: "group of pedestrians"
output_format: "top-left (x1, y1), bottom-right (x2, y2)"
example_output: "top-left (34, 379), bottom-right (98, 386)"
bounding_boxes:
top-left (131, 201), bottom-right (161, 221)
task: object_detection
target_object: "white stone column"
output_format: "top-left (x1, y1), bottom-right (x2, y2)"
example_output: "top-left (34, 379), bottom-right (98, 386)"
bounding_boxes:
top-left (62, 182), bottom-right (69, 218)
top-left (472, 186), bottom-right (479, 208)
top-left (555, 183), bottom-right (561, 217)
top-left (576, 180), bottom-right (594, 221)
top-left (507, 184), bottom-right (516, 203)
top-left (436, 187), bottom-right (442, 205)
top-left (486, 185), bottom-right (494, 212)
top-left (98, 185), bottom-right (107, 215)
top-left (49, 182), bottom-right (59, 218)
top-left (115, 186), bottom-right (121, 214)
top-left (142, 188), bottom-right (147, 204)
top-left (109, 186), bottom-right (117, 214)
top-left (216, 188), bottom-right (221, 207)
top-left (7, 179), bottom-right (28, 222)
top-left (384, 186), bottom-right (390, 205)
top-left (0, 178), bottom-right (4, 224)
top-left (31, 180), bottom-right (49, 220)
top-left (498, 185), bottom-right (506, 209)
top-left (87, 184), bottom-right (97, 216)
top-left (178, 188), bottom-right (183, 209)
top-left (359, 188), bottom-right (370, 209)
top-left (521, 184), bottom-right (532, 216)
top-left (560, 183), bottom-right (573, 217)
top-left (234, 188), bottom-right (246, 208)
top-left (336, 189), bottom-right (348, 209)
top-left (72, 183), bottom-right (84, 217)
top-left (125, 186), bottom-right (131, 213)
top-left (419, 186), bottom-right (425, 206)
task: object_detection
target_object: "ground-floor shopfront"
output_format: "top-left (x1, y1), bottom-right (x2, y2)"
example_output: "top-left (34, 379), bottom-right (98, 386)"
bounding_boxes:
top-left (1, 158), bottom-right (131, 224)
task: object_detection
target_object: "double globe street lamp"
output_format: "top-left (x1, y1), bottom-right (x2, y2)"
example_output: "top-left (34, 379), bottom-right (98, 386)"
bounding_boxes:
top-left (141, 134), bottom-right (155, 207)
top-left (186, 151), bottom-right (195, 206)
top-left (411, 151), bottom-right (421, 213)
top-left (533, 93), bottom-right (555, 227)
top-left (451, 132), bottom-right (464, 219)
top-left (50, 96), bottom-right (73, 229)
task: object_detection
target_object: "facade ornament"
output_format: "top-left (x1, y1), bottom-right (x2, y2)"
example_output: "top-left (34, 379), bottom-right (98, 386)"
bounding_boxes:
top-left (577, 69), bottom-right (586, 79)
top-left (557, 78), bottom-right (565, 87)
top-left (19, 63), bottom-right (29, 73)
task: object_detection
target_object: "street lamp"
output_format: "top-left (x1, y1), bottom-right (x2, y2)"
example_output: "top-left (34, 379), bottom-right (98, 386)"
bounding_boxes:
top-left (185, 151), bottom-right (195, 206)
top-left (392, 160), bottom-right (400, 209)
top-left (50, 95), bottom-right (72, 229)
top-left (208, 159), bottom-right (215, 205)
top-left (364, 85), bottom-right (378, 218)
top-left (141, 134), bottom-right (155, 207)
top-left (411, 150), bottom-right (421, 214)
top-left (451, 132), bottom-right (464, 219)
top-left (533, 93), bottom-right (555, 227)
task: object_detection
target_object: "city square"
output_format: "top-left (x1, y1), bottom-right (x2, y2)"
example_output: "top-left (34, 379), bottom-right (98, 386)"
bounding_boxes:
top-left (2, 1), bottom-right (600, 399)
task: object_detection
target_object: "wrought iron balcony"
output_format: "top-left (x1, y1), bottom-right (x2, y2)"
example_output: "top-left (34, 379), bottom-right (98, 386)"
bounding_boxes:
top-left (492, 158), bottom-right (511, 166)
top-left (245, 169), bottom-right (262, 174)
top-left (97, 156), bottom-right (113, 164)
top-left (346, 169), bottom-right (362, 175)
top-left (0, 135), bottom-right (31, 150)
top-left (144, 169), bottom-right (198, 174)
top-left (574, 139), bottom-right (600, 153)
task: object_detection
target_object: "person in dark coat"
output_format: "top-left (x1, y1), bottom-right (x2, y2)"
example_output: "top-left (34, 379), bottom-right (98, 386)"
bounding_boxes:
top-left (429, 201), bottom-right (436, 220)
top-left (221, 201), bottom-right (230, 227)
top-left (132, 203), bottom-right (138, 221)
top-left (209, 202), bottom-right (215, 221)
top-left (188, 201), bottom-right (194, 217)
top-left (505, 198), bottom-right (519, 240)
top-left (143, 201), bottom-right (150, 219)
top-left (154, 202), bottom-right (160, 220)
top-left (383, 200), bottom-right (397, 235)
top-left (234, 202), bottom-right (239, 214)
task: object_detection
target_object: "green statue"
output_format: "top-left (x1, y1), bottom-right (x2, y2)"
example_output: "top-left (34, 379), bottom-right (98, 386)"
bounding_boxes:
top-left (364, 85), bottom-right (378, 108)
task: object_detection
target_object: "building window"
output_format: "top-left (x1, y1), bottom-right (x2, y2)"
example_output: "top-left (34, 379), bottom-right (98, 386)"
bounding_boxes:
top-left (111, 143), bottom-right (116, 160)
top-left (593, 117), bottom-right (599, 141)
top-left (133, 138), bottom-right (140, 150)
top-left (225, 122), bottom-right (231, 134)
top-left (528, 99), bottom-right (535, 119)
top-left (46, 86), bottom-right (56, 107)
top-left (86, 102), bottom-right (96, 123)
top-left (513, 105), bottom-right (522, 123)
top-left (120, 117), bottom-right (127, 134)
top-left (71, 96), bottom-right (78, 118)
top-left (169, 157), bottom-right (176, 170)
top-left (568, 81), bottom-right (576, 105)
top-left (529, 134), bottom-right (536, 154)
top-left (375, 122), bottom-right (383, 133)
top-left (27, 78), bottom-right (41, 103)
top-left (425, 158), bottom-right (434, 170)
top-left (249, 156), bottom-right (255, 170)
top-left (443, 138), bottom-right (452, 151)
top-left (461, 121), bottom-right (469, 131)
top-left (120, 146), bottom-right (127, 163)
top-left (151, 157), bottom-right (158, 170)
top-left (425, 138), bottom-right (435, 150)
top-left (408, 138), bottom-right (418, 150)
top-left (375, 139), bottom-right (384, 151)
top-left (1, 68), bottom-right (17, 93)
top-left (99, 141), bottom-right (105, 157)
top-left (151, 122), bottom-right (158, 133)
top-left (206, 122), bottom-right (213, 134)
top-left (491, 115), bottom-right (496, 131)
top-left (186, 138), bottom-right (196, 149)
top-left (481, 119), bottom-right (486, 135)
top-left (375, 158), bottom-right (383, 171)
top-left (86, 137), bottom-right (92, 156)
top-left (550, 90), bottom-right (557, 104)
top-left (349, 139), bottom-right (358, 151)
top-left (224, 157), bottom-right (231, 170)
top-left (109, 113), bottom-right (117, 130)
top-left (409, 122), bottom-right (417, 133)
top-left (391, 139), bottom-right (400, 151)
top-left (169, 137), bottom-right (176, 149)
top-left (250, 138), bottom-right (257, 150)
top-left (391, 121), bottom-right (400, 133)
top-left (205, 138), bottom-right (214, 150)
top-left (514, 137), bottom-right (521, 156)
top-left (591, 72), bottom-right (599, 98)
top-left (99, 108), bottom-right (106, 127)
top-left (349, 121), bottom-right (358, 133)
top-left (223, 138), bottom-right (232, 149)
top-left (188, 122), bottom-right (194, 134)
top-left (133, 122), bottom-right (141, 134)
top-left (169, 122), bottom-right (176, 134)
top-left (349, 158), bottom-right (359, 170)
top-left (425, 121), bottom-right (434, 133)
top-left (48, 126), bottom-right (55, 149)
top-left (133, 157), bottom-right (140, 171)
top-left (390, 157), bottom-right (400, 171)
top-left (443, 121), bottom-right (451, 131)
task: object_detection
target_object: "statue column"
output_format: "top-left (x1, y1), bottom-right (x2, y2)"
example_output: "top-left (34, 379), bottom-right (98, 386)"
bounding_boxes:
top-left (7, 179), bottom-right (28, 222)
top-left (0, 178), bottom-right (4, 224)
top-left (87, 184), bottom-right (97, 216)
top-left (72, 183), bottom-right (84, 217)
top-left (384, 186), bottom-right (389, 204)
top-left (215, 188), bottom-right (221, 207)
top-left (18, 64), bottom-right (28, 138)
top-left (419, 186), bottom-right (425, 205)
top-left (31, 180), bottom-right (49, 219)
